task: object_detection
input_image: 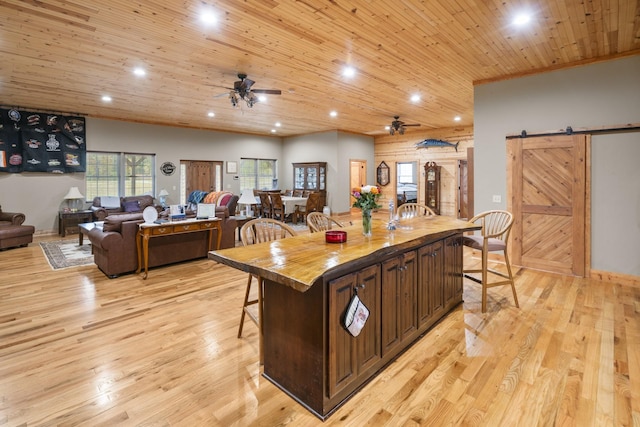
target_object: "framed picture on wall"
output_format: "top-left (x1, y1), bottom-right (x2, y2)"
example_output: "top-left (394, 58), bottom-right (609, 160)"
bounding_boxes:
top-left (227, 161), bottom-right (237, 174)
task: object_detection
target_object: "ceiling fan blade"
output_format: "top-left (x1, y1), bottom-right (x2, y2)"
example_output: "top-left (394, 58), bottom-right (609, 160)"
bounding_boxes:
top-left (252, 89), bottom-right (282, 95)
top-left (213, 92), bottom-right (230, 98)
top-left (404, 124), bottom-right (421, 127)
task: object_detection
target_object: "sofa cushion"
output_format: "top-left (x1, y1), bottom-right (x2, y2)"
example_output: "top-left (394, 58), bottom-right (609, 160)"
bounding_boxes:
top-left (218, 192), bottom-right (233, 207)
top-left (123, 200), bottom-right (140, 212)
top-left (101, 196), bottom-right (121, 209)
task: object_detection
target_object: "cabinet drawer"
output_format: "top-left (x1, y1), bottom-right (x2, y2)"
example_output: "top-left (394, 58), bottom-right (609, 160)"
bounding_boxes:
top-left (199, 221), bottom-right (219, 229)
top-left (152, 226), bottom-right (172, 235)
top-left (173, 223), bottom-right (198, 232)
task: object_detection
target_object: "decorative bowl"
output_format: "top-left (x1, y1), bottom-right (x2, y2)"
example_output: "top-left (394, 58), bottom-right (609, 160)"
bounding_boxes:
top-left (325, 230), bottom-right (347, 243)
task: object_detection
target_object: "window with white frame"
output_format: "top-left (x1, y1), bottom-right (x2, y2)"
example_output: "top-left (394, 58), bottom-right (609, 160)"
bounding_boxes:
top-left (85, 151), bottom-right (155, 200)
top-left (239, 158), bottom-right (277, 191)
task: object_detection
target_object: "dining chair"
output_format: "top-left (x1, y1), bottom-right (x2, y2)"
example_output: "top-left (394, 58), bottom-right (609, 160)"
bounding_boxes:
top-left (295, 192), bottom-right (320, 224)
top-left (258, 192), bottom-right (272, 218)
top-left (238, 218), bottom-right (297, 363)
top-left (306, 212), bottom-right (345, 233)
top-left (270, 192), bottom-right (285, 221)
top-left (292, 189), bottom-right (303, 197)
top-left (396, 202), bottom-right (436, 219)
top-left (462, 210), bottom-right (519, 313)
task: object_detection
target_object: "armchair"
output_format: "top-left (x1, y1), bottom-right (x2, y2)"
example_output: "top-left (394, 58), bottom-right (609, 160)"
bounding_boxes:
top-left (0, 206), bottom-right (26, 226)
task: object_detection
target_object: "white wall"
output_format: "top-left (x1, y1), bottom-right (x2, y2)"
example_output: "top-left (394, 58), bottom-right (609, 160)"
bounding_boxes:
top-left (474, 55), bottom-right (640, 276)
top-left (1, 118), bottom-right (375, 233)
top-left (282, 131), bottom-right (375, 214)
top-left (0, 117), bottom-right (283, 233)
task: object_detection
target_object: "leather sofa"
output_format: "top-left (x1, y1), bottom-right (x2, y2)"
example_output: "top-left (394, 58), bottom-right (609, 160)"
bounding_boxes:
top-left (0, 205), bottom-right (35, 249)
top-left (87, 206), bottom-right (237, 278)
top-left (90, 195), bottom-right (161, 221)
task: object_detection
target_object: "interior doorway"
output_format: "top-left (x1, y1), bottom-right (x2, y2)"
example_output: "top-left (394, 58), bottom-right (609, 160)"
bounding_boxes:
top-left (350, 160), bottom-right (367, 206)
top-left (180, 160), bottom-right (223, 203)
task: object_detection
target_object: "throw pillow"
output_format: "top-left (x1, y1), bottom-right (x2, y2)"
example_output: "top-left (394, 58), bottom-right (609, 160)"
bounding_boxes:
top-left (123, 200), bottom-right (140, 212)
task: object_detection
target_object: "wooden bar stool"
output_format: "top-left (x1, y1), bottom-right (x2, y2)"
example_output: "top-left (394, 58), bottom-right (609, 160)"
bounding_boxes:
top-left (237, 218), bottom-right (297, 363)
top-left (463, 210), bottom-right (519, 313)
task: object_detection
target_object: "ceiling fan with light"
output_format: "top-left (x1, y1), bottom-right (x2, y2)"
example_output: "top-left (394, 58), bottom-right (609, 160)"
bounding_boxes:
top-left (389, 115), bottom-right (421, 135)
top-left (216, 73), bottom-right (282, 108)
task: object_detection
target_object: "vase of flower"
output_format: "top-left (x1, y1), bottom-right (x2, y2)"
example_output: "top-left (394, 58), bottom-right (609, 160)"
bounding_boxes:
top-left (352, 184), bottom-right (381, 237)
top-left (361, 208), bottom-right (372, 237)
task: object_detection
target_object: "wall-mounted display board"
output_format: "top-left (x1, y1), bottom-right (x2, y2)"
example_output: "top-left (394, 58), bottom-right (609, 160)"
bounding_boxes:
top-left (0, 108), bottom-right (86, 174)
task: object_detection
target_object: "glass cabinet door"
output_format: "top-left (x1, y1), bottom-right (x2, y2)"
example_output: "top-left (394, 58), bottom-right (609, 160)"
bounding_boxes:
top-left (294, 167), bottom-right (305, 189)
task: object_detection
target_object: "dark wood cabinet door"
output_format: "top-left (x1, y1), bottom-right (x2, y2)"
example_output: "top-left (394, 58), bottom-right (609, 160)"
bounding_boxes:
top-left (444, 235), bottom-right (463, 306)
top-left (417, 240), bottom-right (444, 327)
top-left (381, 251), bottom-right (417, 356)
top-left (328, 264), bottom-right (380, 398)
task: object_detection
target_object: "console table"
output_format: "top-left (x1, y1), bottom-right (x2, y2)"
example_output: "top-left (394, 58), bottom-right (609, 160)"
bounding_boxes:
top-left (137, 218), bottom-right (222, 279)
top-left (58, 210), bottom-right (93, 237)
top-left (209, 215), bottom-right (479, 419)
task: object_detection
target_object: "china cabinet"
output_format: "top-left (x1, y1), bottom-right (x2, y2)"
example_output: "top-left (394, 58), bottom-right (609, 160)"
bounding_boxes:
top-left (293, 162), bottom-right (327, 207)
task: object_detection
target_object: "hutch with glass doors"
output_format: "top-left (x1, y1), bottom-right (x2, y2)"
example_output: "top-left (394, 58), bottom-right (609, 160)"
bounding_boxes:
top-left (293, 162), bottom-right (327, 208)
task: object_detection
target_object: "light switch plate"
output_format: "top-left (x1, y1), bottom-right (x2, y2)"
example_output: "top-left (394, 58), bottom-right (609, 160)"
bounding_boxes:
top-left (492, 195), bottom-right (501, 203)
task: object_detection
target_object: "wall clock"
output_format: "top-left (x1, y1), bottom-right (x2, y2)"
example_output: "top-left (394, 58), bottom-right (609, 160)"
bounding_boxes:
top-left (377, 161), bottom-right (390, 186)
top-left (160, 161), bottom-right (176, 176)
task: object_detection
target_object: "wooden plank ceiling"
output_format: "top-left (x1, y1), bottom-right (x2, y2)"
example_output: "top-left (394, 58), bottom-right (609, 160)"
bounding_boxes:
top-left (1, 0), bottom-right (638, 137)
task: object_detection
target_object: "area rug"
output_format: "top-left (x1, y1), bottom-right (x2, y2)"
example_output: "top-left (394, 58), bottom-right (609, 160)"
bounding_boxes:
top-left (40, 240), bottom-right (93, 270)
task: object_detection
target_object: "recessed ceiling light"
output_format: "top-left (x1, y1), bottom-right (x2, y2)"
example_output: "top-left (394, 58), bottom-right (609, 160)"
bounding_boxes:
top-left (384, 126), bottom-right (390, 131)
top-left (208, 112), bottom-right (215, 117)
top-left (454, 116), bottom-right (461, 122)
top-left (133, 67), bottom-right (146, 77)
top-left (258, 95), bottom-right (267, 103)
top-left (271, 129), bottom-right (277, 133)
top-left (200, 9), bottom-right (217, 26)
top-left (410, 94), bottom-right (421, 103)
top-left (101, 95), bottom-right (112, 102)
top-left (342, 66), bottom-right (356, 78)
top-left (275, 122), bottom-right (281, 127)
top-left (513, 12), bottom-right (532, 26)
top-left (329, 111), bottom-right (338, 117)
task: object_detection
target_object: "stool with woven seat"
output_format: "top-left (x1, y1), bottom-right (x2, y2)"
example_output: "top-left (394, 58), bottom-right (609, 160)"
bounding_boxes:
top-left (463, 210), bottom-right (519, 313)
top-left (237, 218), bottom-right (297, 363)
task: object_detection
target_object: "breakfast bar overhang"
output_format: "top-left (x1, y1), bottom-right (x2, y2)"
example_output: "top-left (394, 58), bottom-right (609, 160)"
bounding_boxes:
top-left (209, 216), bottom-right (480, 419)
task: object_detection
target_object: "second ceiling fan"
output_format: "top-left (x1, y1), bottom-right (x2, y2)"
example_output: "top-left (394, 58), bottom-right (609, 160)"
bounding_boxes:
top-left (389, 115), bottom-right (420, 135)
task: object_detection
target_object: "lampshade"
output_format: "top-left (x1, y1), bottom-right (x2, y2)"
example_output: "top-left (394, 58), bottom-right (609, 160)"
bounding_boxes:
top-left (238, 191), bottom-right (257, 217)
top-left (64, 186), bottom-right (84, 200)
top-left (158, 189), bottom-right (169, 197)
top-left (238, 191), bottom-right (257, 205)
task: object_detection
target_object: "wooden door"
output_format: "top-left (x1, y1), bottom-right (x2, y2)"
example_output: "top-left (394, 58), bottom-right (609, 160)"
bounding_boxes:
top-left (508, 135), bottom-right (587, 276)
top-left (183, 161), bottom-right (222, 198)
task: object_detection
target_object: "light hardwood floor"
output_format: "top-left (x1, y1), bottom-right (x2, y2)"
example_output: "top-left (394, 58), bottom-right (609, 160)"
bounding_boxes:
top-left (1, 227), bottom-right (638, 426)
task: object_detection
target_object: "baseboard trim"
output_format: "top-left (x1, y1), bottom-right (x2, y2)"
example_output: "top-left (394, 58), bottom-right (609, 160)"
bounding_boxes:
top-left (590, 270), bottom-right (640, 287)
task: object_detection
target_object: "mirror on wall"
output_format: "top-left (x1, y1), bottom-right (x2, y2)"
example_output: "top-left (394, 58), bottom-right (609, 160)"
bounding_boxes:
top-left (396, 161), bottom-right (417, 206)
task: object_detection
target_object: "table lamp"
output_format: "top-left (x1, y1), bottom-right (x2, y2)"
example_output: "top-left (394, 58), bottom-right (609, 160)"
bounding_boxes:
top-left (158, 189), bottom-right (169, 208)
top-left (238, 191), bottom-right (257, 217)
top-left (64, 186), bottom-right (85, 212)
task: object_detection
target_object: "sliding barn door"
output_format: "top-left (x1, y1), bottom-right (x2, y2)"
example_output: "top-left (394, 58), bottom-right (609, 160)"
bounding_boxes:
top-left (508, 135), bottom-right (587, 276)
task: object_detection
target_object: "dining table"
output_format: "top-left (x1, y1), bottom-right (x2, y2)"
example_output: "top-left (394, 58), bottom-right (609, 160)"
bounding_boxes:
top-left (281, 196), bottom-right (307, 216)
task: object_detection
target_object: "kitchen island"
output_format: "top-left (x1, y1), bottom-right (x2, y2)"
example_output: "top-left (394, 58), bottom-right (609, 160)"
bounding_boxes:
top-left (209, 215), bottom-right (479, 419)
